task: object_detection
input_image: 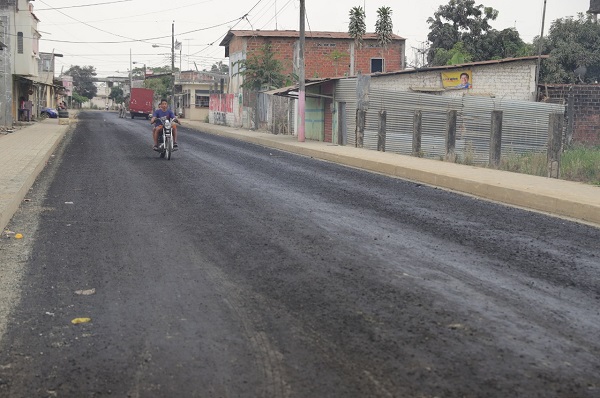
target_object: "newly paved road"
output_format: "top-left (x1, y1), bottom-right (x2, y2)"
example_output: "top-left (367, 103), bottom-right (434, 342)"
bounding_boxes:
top-left (0, 111), bottom-right (598, 397)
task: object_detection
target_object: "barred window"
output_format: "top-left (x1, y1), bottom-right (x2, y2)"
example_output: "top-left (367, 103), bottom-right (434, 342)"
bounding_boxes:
top-left (195, 95), bottom-right (209, 108)
top-left (17, 32), bottom-right (23, 54)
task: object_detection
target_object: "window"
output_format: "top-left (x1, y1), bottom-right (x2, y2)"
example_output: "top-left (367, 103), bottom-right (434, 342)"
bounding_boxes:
top-left (371, 58), bottom-right (384, 73)
top-left (17, 32), bottom-right (23, 54)
top-left (42, 58), bottom-right (51, 72)
top-left (195, 95), bottom-right (209, 108)
top-left (183, 91), bottom-right (190, 109)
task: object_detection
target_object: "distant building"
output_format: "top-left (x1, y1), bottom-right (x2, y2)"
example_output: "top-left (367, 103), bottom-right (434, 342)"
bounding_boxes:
top-left (175, 70), bottom-right (228, 121)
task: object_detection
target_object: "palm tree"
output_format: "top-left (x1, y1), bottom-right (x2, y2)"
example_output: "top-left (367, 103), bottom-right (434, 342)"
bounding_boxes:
top-left (375, 6), bottom-right (394, 70)
top-left (348, 6), bottom-right (366, 48)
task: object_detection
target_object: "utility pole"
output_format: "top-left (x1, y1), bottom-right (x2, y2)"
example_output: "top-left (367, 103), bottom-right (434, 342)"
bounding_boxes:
top-left (129, 48), bottom-right (132, 94)
top-left (171, 21), bottom-right (175, 111)
top-left (298, 0), bottom-right (305, 142)
top-left (535, 0), bottom-right (547, 101)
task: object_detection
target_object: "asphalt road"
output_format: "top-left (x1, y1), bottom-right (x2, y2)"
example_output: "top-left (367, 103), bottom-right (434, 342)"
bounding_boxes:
top-left (0, 111), bottom-right (599, 398)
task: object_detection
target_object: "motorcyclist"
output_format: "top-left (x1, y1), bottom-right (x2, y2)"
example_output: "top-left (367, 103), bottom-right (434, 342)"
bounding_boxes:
top-left (150, 99), bottom-right (178, 151)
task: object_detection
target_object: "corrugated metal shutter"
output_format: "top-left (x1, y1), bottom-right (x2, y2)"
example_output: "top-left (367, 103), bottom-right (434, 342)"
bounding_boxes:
top-left (336, 79), bottom-right (357, 146)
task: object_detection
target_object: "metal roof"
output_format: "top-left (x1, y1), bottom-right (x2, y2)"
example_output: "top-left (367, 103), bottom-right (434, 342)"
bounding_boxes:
top-left (373, 56), bottom-right (548, 77)
top-left (264, 79), bottom-right (332, 98)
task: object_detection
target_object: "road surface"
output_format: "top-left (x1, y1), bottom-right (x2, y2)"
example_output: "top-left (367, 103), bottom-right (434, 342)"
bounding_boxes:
top-left (0, 111), bottom-right (599, 397)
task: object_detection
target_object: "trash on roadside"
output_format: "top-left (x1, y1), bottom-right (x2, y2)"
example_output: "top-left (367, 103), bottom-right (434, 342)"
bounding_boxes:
top-left (64, 202), bottom-right (74, 205)
top-left (45, 312), bottom-right (55, 316)
top-left (14, 233), bottom-right (23, 239)
top-left (3, 230), bottom-right (15, 238)
top-left (71, 318), bottom-right (91, 324)
top-left (74, 288), bottom-right (96, 296)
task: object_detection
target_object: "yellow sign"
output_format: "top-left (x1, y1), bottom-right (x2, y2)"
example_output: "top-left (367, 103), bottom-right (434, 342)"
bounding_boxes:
top-left (442, 70), bottom-right (472, 89)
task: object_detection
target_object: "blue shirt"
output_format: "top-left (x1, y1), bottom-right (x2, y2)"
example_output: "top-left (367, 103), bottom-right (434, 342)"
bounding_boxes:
top-left (153, 108), bottom-right (175, 126)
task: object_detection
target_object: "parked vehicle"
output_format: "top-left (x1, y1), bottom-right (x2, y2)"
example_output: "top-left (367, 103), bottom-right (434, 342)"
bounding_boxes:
top-left (40, 107), bottom-right (58, 119)
top-left (154, 116), bottom-right (178, 160)
top-left (129, 88), bottom-right (154, 119)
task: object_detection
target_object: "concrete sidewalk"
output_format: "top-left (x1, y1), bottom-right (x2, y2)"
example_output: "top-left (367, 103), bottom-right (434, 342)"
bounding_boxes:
top-left (1, 114), bottom-right (599, 234)
top-left (0, 117), bottom-right (71, 232)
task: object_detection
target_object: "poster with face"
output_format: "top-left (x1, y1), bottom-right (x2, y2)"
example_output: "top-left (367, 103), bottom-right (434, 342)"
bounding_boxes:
top-left (442, 71), bottom-right (472, 89)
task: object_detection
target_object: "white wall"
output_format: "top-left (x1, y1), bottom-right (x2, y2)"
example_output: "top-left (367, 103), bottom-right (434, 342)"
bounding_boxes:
top-left (370, 60), bottom-right (537, 102)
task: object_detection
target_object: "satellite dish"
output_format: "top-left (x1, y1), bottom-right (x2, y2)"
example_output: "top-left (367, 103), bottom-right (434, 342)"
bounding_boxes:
top-left (574, 66), bottom-right (587, 83)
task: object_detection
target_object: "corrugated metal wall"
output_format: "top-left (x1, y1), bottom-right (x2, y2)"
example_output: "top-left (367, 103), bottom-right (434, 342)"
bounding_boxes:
top-left (336, 80), bottom-right (565, 163)
top-left (336, 78), bottom-right (358, 146)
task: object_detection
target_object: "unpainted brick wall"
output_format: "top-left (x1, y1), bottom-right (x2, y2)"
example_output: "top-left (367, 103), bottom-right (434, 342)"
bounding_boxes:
top-left (234, 36), bottom-right (403, 79)
top-left (545, 85), bottom-right (600, 145)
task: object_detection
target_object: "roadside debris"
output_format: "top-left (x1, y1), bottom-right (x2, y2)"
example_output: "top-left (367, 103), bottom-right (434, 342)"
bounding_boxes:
top-left (71, 318), bottom-right (91, 325)
top-left (74, 288), bottom-right (96, 296)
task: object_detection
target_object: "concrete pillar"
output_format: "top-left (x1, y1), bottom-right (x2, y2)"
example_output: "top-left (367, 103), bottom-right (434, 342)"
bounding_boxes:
top-left (412, 110), bottom-right (422, 157)
top-left (489, 110), bottom-right (503, 168)
top-left (356, 109), bottom-right (366, 148)
top-left (547, 113), bottom-right (564, 178)
top-left (377, 110), bottom-right (386, 152)
top-left (445, 110), bottom-right (457, 162)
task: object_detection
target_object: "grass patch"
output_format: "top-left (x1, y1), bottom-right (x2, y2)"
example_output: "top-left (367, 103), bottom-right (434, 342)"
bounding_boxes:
top-left (453, 145), bottom-right (600, 185)
top-left (499, 151), bottom-right (547, 177)
top-left (561, 145), bottom-right (600, 185)
top-left (497, 146), bottom-right (600, 185)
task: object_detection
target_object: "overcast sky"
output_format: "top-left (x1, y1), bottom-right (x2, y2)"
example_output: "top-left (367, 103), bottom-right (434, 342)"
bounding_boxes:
top-left (32, 0), bottom-right (591, 77)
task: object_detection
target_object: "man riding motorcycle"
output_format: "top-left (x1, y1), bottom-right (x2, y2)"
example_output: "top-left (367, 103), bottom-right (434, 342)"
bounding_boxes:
top-left (150, 99), bottom-right (178, 151)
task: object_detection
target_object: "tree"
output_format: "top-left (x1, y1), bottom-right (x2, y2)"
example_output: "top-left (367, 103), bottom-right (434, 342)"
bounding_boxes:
top-left (432, 41), bottom-right (473, 66)
top-left (375, 6), bottom-right (393, 49)
top-left (211, 61), bottom-right (229, 74)
top-left (233, 43), bottom-right (287, 91)
top-left (328, 50), bottom-right (349, 76)
top-left (144, 76), bottom-right (171, 99)
top-left (541, 13), bottom-right (600, 84)
top-left (64, 65), bottom-right (98, 99)
top-left (131, 66), bottom-right (146, 80)
top-left (426, 0), bottom-right (498, 65)
top-left (142, 65), bottom-right (177, 99)
top-left (71, 92), bottom-right (88, 108)
top-left (109, 87), bottom-right (124, 105)
top-left (348, 6), bottom-right (366, 48)
top-left (474, 28), bottom-right (532, 61)
top-left (233, 43), bottom-right (289, 129)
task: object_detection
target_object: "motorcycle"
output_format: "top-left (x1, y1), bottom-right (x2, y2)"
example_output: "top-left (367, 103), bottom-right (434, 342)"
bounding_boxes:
top-left (154, 116), bottom-right (178, 160)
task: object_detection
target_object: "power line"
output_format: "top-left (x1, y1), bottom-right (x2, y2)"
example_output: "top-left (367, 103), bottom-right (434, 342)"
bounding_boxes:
top-left (37, 0), bottom-right (150, 44)
top-left (34, 0), bottom-right (133, 11)
top-left (34, 0), bottom-right (245, 45)
top-left (187, 0), bottom-right (266, 58)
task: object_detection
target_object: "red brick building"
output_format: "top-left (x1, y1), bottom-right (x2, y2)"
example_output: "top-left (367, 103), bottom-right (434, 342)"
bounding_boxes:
top-left (219, 30), bottom-right (405, 128)
top-left (220, 29), bottom-right (406, 79)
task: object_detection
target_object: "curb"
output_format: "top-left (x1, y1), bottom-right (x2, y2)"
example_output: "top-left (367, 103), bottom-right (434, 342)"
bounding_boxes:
top-left (180, 120), bottom-right (600, 227)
